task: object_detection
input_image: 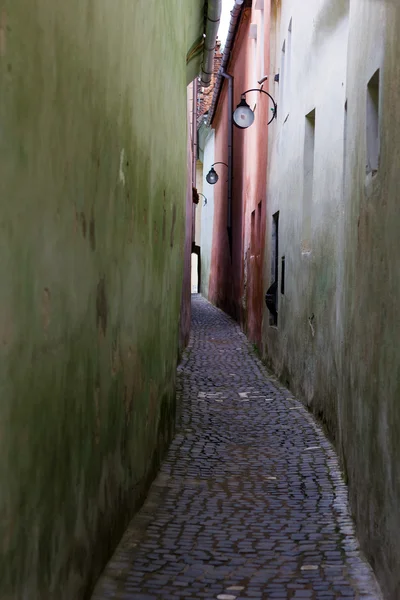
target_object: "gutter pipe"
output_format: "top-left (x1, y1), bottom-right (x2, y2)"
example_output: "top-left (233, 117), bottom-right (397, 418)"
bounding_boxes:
top-left (206, 0), bottom-right (244, 126)
top-left (221, 70), bottom-right (233, 259)
top-left (200, 0), bottom-right (222, 87)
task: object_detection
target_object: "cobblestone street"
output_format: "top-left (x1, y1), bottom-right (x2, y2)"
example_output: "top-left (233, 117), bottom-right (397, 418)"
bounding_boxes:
top-left (92, 295), bottom-right (381, 600)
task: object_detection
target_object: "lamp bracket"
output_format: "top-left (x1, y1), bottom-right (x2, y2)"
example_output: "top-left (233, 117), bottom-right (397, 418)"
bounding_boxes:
top-left (241, 88), bottom-right (277, 124)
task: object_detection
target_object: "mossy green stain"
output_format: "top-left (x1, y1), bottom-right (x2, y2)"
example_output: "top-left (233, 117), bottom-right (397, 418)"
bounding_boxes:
top-left (0, 0), bottom-right (205, 597)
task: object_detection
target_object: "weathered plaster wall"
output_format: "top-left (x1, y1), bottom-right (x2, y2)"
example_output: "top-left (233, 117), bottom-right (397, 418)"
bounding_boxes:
top-left (208, 10), bottom-right (251, 320)
top-left (199, 128), bottom-right (215, 299)
top-left (264, 0), bottom-right (349, 436)
top-left (208, 81), bottom-right (234, 315)
top-left (238, 1), bottom-right (271, 346)
top-left (0, 1), bottom-right (203, 598)
top-left (340, 2), bottom-right (400, 597)
top-left (195, 161), bottom-right (203, 246)
top-left (207, 3), bottom-right (271, 338)
top-left (265, 0), bottom-right (400, 596)
top-left (180, 84), bottom-right (196, 351)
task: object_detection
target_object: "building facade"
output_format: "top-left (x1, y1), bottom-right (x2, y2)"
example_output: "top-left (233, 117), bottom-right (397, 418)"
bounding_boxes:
top-left (200, 0), bottom-right (272, 345)
top-left (265, 0), bottom-right (400, 597)
top-left (0, 1), bottom-right (216, 598)
top-left (198, 0), bottom-right (400, 596)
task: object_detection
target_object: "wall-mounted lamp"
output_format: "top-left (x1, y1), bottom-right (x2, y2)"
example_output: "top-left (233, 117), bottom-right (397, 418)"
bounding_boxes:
top-left (206, 162), bottom-right (228, 185)
top-left (198, 193), bottom-right (207, 206)
top-left (233, 87), bottom-right (277, 129)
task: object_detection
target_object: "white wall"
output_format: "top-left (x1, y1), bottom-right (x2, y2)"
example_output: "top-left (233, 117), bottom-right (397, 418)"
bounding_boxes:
top-left (264, 0), bottom-right (349, 419)
top-left (264, 1), bottom-right (400, 596)
top-left (340, 2), bottom-right (400, 597)
top-left (200, 129), bottom-right (216, 298)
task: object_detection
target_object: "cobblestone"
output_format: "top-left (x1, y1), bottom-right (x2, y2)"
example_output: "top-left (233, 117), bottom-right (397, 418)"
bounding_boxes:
top-left (91, 295), bottom-right (382, 600)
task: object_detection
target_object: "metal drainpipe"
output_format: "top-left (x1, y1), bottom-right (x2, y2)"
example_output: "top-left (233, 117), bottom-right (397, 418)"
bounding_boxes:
top-left (200, 0), bottom-right (222, 87)
top-left (221, 69), bottom-right (233, 260)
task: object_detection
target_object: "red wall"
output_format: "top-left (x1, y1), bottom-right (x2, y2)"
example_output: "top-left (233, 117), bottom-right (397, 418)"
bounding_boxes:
top-left (208, 4), bottom-right (271, 345)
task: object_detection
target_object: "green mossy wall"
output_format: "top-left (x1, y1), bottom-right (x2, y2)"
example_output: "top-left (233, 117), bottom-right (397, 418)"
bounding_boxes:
top-left (0, 0), bottom-right (203, 597)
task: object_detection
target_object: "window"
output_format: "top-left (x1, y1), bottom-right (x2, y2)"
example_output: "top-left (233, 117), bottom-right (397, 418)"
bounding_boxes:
top-left (251, 210), bottom-right (256, 257)
top-left (366, 69), bottom-right (380, 176)
top-left (286, 19), bottom-right (292, 108)
top-left (271, 212), bottom-right (279, 283)
top-left (343, 99), bottom-right (348, 188)
top-left (281, 256), bottom-right (285, 295)
top-left (280, 40), bottom-right (286, 114)
top-left (266, 211), bottom-right (279, 326)
top-left (302, 109), bottom-right (316, 253)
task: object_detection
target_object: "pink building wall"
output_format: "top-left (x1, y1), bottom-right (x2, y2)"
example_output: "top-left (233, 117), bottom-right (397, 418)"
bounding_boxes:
top-left (208, 3), bottom-right (271, 346)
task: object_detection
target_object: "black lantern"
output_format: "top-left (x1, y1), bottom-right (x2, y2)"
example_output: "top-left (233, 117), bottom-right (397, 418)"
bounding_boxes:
top-left (233, 88), bottom-right (277, 129)
top-left (233, 97), bottom-right (255, 129)
top-left (206, 167), bottom-right (219, 185)
top-left (206, 162), bottom-right (228, 185)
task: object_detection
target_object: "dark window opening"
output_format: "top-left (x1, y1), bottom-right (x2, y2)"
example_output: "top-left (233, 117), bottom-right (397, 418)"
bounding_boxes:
top-left (266, 211), bottom-right (279, 326)
top-left (366, 69), bottom-right (380, 176)
top-left (302, 109), bottom-right (315, 252)
top-left (250, 209), bottom-right (256, 257)
top-left (281, 256), bottom-right (285, 295)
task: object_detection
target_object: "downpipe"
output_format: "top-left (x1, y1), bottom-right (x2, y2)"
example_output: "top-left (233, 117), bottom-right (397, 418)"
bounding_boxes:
top-left (221, 69), bottom-right (233, 260)
top-left (200, 0), bottom-right (222, 87)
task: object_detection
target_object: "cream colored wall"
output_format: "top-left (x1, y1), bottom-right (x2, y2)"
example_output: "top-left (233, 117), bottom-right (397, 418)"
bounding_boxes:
top-left (264, 1), bottom-right (400, 597)
top-left (195, 160), bottom-right (203, 245)
top-left (200, 128), bottom-right (216, 299)
top-left (340, 2), bottom-right (400, 598)
top-left (264, 0), bottom-right (349, 423)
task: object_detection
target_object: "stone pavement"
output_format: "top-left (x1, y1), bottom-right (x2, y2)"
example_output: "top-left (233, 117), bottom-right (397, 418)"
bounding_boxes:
top-left (91, 295), bottom-right (382, 600)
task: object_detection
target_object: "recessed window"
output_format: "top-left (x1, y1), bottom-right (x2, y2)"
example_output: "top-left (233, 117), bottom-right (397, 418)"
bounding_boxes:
top-left (281, 256), bottom-right (285, 295)
top-left (366, 69), bottom-right (380, 176)
top-left (286, 19), bottom-right (292, 107)
top-left (302, 109), bottom-right (316, 253)
top-left (280, 40), bottom-right (286, 114)
top-left (343, 100), bottom-right (348, 184)
top-left (267, 211), bottom-right (279, 326)
top-left (251, 209), bottom-right (256, 257)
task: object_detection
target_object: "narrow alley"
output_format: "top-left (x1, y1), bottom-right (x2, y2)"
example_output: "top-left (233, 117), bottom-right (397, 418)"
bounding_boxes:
top-left (92, 296), bottom-right (381, 600)
top-left (3, 1), bottom-right (400, 597)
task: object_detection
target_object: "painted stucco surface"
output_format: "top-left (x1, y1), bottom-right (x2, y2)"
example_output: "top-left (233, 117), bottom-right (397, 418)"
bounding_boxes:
top-left (199, 128), bottom-right (216, 299)
top-left (341, 2), bottom-right (400, 598)
top-left (0, 1), bottom-right (203, 598)
top-left (264, 0), bottom-right (400, 597)
top-left (208, 12), bottom-right (250, 321)
top-left (237, 2), bottom-right (271, 346)
top-left (180, 84), bottom-right (196, 351)
top-left (264, 0), bottom-right (349, 435)
top-left (195, 160), bottom-right (203, 247)
top-left (205, 3), bottom-right (271, 340)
